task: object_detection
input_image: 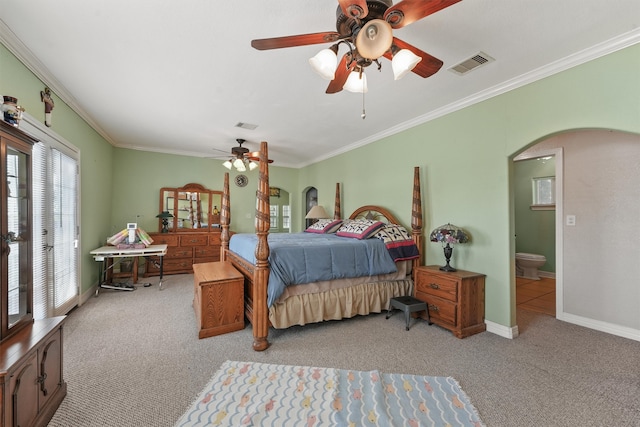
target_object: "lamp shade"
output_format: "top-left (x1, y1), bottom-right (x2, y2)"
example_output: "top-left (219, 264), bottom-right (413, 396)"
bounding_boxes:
top-left (305, 205), bottom-right (329, 219)
top-left (309, 47), bottom-right (338, 80)
top-left (343, 70), bottom-right (368, 93)
top-left (156, 211), bottom-right (174, 219)
top-left (429, 223), bottom-right (469, 245)
top-left (222, 159), bottom-right (233, 170)
top-left (392, 49), bottom-right (422, 80)
top-left (356, 19), bottom-right (393, 60)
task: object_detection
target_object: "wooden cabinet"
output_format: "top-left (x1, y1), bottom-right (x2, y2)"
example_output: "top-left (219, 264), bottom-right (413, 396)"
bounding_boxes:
top-left (0, 122), bottom-right (66, 426)
top-left (0, 121), bottom-right (35, 343)
top-left (414, 265), bottom-right (486, 338)
top-left (0, 317), bottom-right (66, 427)
top-left (146, 182), bottom-right (228, 277)
top-left (144, 232), bottom-right (223, 276)
top-left (192, 262), bottom-right (244, 339)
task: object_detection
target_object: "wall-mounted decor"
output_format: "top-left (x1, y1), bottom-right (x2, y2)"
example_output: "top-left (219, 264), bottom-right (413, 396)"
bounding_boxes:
top-left (40, 87), bottom-right (55, 127)
top-left (235, 174), bottom-right (248, 187)
top-left (269, 187), bottom-right (280, 198)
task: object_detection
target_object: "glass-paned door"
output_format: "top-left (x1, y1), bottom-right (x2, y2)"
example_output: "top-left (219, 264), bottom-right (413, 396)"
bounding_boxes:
top-left (33, 143), bottom-right (79, 318)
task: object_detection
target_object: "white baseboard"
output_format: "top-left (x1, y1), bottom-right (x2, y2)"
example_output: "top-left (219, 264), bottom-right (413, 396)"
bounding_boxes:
top-left (485, 320), bottom-right (519, 339)
top-left (79, 284), bottom-right (98, 306)
top-left (538, 271), bottom-right (556, 279)
top-left (557, 312), bottom-right (640, 342)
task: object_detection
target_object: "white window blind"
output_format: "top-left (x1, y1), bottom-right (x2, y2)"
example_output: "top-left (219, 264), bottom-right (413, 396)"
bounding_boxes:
top-left (32, 142), bottom-right (48, 319)
top-left (51, 149), bottom-right (78, 314)
top-left (28, 120), bottom-right (80, 319)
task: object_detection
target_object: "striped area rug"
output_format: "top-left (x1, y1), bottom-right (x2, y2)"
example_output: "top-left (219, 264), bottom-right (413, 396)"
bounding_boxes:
top-left (176, 360), bottom-right (484, 427)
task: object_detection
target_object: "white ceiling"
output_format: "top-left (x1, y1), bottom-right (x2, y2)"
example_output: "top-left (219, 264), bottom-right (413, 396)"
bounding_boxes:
top-left (1, 1), bottom-right (638, 168)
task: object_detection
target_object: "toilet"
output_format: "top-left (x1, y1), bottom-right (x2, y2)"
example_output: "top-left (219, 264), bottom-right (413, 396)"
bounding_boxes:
top-left (515, 253), bottom-right (546, 280)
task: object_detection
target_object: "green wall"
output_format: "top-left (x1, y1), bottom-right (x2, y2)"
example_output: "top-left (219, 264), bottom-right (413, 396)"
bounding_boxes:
top-left (297, 43), bottom-right (640, 328)
top-left (1, 43), bottom-right (115, 296)
top-left (109, 148), bottom-right (299, 234)
top-left (513, 158), bottom-right (556, 273)
top-left (3, 39), bottom-right (639, 330)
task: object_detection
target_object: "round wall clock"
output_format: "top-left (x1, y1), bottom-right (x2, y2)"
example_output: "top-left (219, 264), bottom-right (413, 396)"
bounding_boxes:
top-left (235, 174), bottom-right (248, 187)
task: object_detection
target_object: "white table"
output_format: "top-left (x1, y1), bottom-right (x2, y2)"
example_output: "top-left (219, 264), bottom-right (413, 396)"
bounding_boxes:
top-left (90, 244), bottom-right (168, 294)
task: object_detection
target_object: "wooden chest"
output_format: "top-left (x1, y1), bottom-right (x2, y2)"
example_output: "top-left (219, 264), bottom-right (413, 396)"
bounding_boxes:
top-left (414, 265), bottom-right (486, 338)
top-left (192, 262), bottom-right (244, 339)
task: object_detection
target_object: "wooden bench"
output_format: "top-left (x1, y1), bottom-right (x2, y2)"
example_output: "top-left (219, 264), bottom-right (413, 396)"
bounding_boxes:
top-left (192, 261), bottom-right (244, 339)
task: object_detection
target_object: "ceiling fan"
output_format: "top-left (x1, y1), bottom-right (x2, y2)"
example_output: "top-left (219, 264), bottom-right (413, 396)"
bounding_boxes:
top-left (212, 139), bottom-right (273, 172)
top-left (251, 0), bottom-right (462, 94)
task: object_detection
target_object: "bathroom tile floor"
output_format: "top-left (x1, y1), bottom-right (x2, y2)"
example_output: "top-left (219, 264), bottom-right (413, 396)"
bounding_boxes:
top-left (516, 276), bottom-right (556, 317)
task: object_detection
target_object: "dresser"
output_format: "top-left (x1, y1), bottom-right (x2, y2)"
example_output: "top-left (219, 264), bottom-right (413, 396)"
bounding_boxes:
top-left (144, 232), bottom-right (222, 276)
top-left (414, 265), bottom-right (486, 338)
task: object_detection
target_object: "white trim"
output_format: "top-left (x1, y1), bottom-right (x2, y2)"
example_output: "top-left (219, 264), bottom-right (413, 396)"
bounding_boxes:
top-left (3, 19), bottom-right (639, 168)
top-left (557, 312), bottom-right (640, 343)
top-left (19, 113), bottom-right (82, 316)
top-left (21, 113), bottom-right (79, 156)
top-left (0, 19), bottom-right (115, 146)
top-left (513, 147), bottom-right (564, 322)
top-left (485, 320), bottom-right (519, 339)
top-left (303, 29), bottom-right (640, 167)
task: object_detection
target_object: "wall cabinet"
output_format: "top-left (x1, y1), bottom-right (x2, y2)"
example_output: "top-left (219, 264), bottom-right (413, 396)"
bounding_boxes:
top-left (0, 122), bottom-right (66, 426)
top-left (414, 265), bottom-right (486, 338)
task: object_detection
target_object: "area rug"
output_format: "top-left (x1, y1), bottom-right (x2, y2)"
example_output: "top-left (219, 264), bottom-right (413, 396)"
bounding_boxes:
top-left (175, 360), bottom-right (485, 426)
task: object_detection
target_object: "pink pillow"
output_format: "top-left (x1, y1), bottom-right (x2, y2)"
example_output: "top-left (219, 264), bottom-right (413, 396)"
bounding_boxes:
top-left (336, 219), bottom-right (385, 239)
top-left (305, 219), bottom-right (343, 234)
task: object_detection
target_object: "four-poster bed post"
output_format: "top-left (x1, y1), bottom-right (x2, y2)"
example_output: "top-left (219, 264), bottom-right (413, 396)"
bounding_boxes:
top-left (220, 141), bottom-right (424, 351)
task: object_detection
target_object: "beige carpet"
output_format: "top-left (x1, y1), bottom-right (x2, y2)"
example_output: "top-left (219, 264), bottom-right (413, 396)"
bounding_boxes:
top-left (48, 273), bottom-right (640, 426)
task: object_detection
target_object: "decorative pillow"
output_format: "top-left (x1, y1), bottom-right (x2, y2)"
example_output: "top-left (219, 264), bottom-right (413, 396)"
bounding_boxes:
top-left (305, 219), bottom-right (343, 234)
top-left (374, 224), bottom-right (420, 261)
top-left (336, 219), bottom-right (385, 239)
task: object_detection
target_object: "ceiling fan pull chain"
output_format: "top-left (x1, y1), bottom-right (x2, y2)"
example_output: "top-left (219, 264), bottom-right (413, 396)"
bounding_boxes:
top-left (361, 85), bottom-right (366, 120)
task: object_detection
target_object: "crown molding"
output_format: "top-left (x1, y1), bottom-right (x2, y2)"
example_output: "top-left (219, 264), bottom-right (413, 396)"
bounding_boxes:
top-left (3, 17), bottom-right (639, 168)
top-left (0, 18), bottom-right (116, 146)
top-left (307, 28), bottom-right (640, 168)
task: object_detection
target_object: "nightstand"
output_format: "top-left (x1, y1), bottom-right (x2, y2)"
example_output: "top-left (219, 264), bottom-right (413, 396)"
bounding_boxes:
top-left (192, 261), bottom-right (244, 339)
top-left (414, 265), bottom-right (486, 338)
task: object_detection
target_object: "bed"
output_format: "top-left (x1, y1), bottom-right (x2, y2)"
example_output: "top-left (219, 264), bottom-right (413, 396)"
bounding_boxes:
top-left (220, 141), bottom-right (424, 351)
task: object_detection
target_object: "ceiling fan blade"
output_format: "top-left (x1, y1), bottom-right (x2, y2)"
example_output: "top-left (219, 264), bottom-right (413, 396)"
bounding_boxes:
top-left (251, 32), bottom-right (341, 50)
top-left (384, 0), bottom-right (462, 29)
top-left (383, 37), bottom-right (443, 78)
top-left (326, 53), bottom-right (356, 94)
top-left (338, 0), bottom-right (369, 19)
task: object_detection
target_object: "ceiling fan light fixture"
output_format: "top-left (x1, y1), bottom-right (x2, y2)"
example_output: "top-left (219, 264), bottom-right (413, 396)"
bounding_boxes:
top-left (392, 49), bottom-right (422, 80)
top-left (222, 160), bottom-right (233, 170)
top-left (343, 70), bottom-right (368, 93)
top-left (233, 157), bottom-right (245, 169)
top-left (309, 45), bottom-right (339, 80)
top-left (356, 19), bottom-right (393, 60)
top-left (248, 160), bottom-right (258, 171)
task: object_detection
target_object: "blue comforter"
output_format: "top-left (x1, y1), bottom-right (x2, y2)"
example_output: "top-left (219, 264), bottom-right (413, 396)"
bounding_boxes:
top-left (229, 233), bottom-right (398, 307)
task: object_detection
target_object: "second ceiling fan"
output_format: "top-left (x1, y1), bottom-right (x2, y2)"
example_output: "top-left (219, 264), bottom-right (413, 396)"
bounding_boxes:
top-left (251, 0), bottom-right (462, 94)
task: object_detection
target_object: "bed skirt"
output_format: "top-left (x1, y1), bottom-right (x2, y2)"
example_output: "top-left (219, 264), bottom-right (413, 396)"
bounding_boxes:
top-left (268, 279), bottom-right (413, 329)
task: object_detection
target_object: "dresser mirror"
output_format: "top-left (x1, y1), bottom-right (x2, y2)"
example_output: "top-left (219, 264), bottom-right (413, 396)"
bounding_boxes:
top-left (159, 183), bottom-right (222, 233)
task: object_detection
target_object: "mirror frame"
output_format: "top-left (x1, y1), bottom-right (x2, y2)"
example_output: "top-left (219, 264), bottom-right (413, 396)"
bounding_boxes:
top-left (158, 183), bottom-right (222, 233)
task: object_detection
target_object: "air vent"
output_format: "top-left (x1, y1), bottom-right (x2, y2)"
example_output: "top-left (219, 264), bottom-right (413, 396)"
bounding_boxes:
top-left (235, 122), bottom-right (258, 130)
top-left (448, 52), bottom-right (494, 75)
